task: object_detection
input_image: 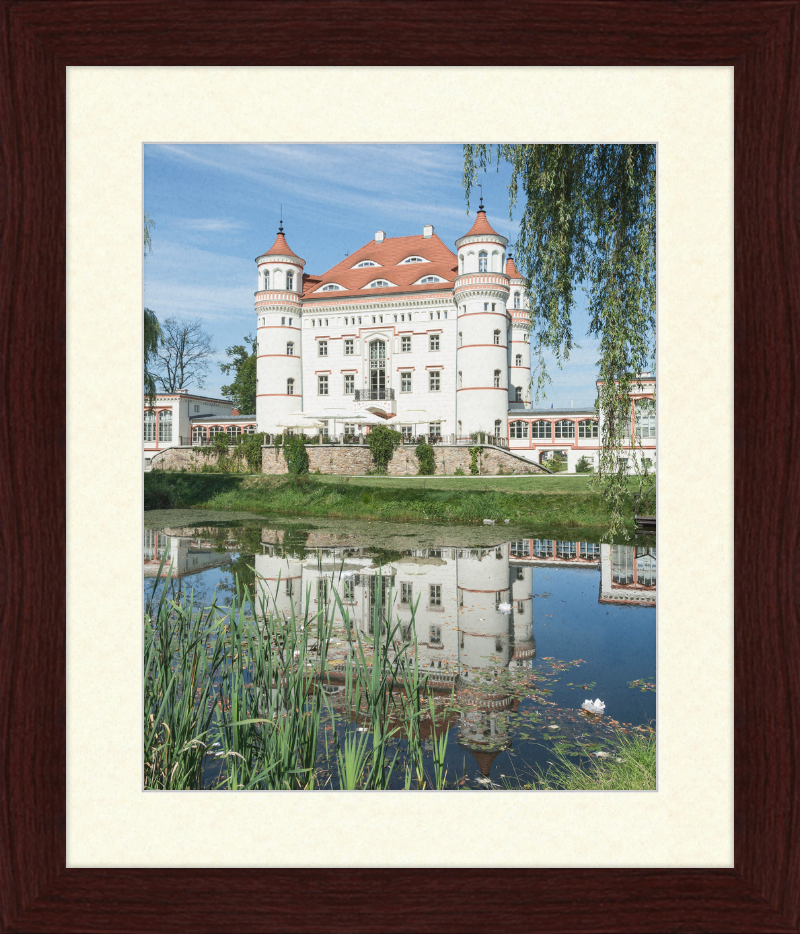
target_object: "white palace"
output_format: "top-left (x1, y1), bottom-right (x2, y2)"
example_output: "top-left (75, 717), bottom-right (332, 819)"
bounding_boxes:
top-left (144, 201), bottom-right (655, 473)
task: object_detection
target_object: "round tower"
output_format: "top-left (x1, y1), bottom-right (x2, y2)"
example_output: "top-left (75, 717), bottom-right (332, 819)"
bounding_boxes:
top-left (255, 221), bottom-right (305, 435)
top-left (454, 199), bottom-right (510, 442)
top-left (506, 254), bottom-right (531, 408)
top-left (456, 545), bottom-right (513, 677)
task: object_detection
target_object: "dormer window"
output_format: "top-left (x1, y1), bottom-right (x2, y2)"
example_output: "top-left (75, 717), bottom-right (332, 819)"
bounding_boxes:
top-left (365, 279), bottom-right (392, 288)
top-left (319, 283), bottom-right (342, 292)
top-left (354, 260), bottom-right (379, 268)
top-left (400, 256), bottom-right (427, 264)
top-left (417, 275), bottom-right (443, 284)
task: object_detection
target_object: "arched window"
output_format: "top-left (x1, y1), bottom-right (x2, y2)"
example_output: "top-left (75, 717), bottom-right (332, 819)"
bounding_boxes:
top-left (287, 378), bottom-right (294, 395)
top-left (263, 270), bottom-right (270, 289)
top-left (286, 271), bottom-right (294, 290)
top-left (532, 420), bottom-right (552, 439)
top-left (143, 411), bottom-right (156, 442)
top-left (515, 386), bottom-right (523, 402)
top-left (208, 425), bottom-right (224, 439)
top-left (635, 399), bottom-right (656, 438)
top-left (273, 269), bottom-right (282, 289)
top-left (493, 330), bottom-right (500, 345)
top-left (510, 420), bottom-right (529, 439)
top-left (555, 419), bottom-right (575, 439)
top-left (515, 354), bottom-right (522, 366)
top-left (578, 419), bottom-right (598, 438)
top-left (286, 342), bottom-right (294, 355)
top-left (494, 419), bottom-right (502, 436)
top-left (226, 425), bottom-right (241, 440)
top-left (242, 424), bottom-right (256, 434)
top-left (158, 409), bottom-right (172, 443)
top-left (491, 251), bottom-right (500, 271)
top-left (514, 291), bottom-right (520, 308)
top-left (459, 254), bottom-right (464, 273)
top-left (420, 276), bottom-right (439, 284)
top-left (493, 370), bottom-right (501, 388)
top-left (191, 425), bottom-right (206, 445)
top-left (478, 251), bottom-right (488, 272)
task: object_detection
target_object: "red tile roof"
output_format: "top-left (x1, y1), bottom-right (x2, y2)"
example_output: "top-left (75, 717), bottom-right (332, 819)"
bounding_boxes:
top-left (260, 231), bottom-right (303, 261)
top-left (505, 254), bottom-right (523, 279)
top-left (302, 232), bottom-right (458, 299)
top-left (463, 208), bottom-right (502, 239)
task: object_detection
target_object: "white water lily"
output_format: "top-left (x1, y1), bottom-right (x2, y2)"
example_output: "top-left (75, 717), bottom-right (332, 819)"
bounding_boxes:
top-left (482, 518), bottom-right (495, 525)
top-left (582, 698), bottom-right (606, 715)
top-left (497, 602), bottom-right (512, 614)
top-left (340, 569), bottom-right (357, 580)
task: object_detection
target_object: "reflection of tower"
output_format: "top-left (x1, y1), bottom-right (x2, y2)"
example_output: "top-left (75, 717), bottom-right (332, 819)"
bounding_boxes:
top-left (255, 544), bottom-right (303, 619)
top-left (509, 562), bottom-right (536, 666)
top-left (255, 220), bottom-right (305, 435)
top-left (454, 198), bottom-right (510, 439)
top-left (456, 545), bottom-right (513, 679)
top-left (456, 693), bottom-right (516, 777)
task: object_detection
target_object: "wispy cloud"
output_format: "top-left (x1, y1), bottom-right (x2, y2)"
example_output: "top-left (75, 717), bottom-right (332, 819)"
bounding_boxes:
top-left (177, 218), bottom-right (245, 232)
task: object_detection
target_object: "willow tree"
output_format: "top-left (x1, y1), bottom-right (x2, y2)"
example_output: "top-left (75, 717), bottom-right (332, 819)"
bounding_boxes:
top-left (463, 144), bottom-right (656, 535)
top-left (143, 212), bottom-right (162, 406)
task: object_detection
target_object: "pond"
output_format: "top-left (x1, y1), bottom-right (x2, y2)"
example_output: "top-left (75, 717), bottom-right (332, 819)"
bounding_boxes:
top-left (144, 513), bottom-right (656, 790)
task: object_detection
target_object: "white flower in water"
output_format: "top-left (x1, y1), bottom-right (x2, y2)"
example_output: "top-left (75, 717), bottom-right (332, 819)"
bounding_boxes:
top-left (211, 742), bottom-right (221, 747)
top-left (482, 518), bottom-right (495, 525)
top-left (582, 698), bottom-right (606, 715)
top-left (497, 602), bottom-right (512, 614)
top-left (340, 570), bottom-right (357, 580)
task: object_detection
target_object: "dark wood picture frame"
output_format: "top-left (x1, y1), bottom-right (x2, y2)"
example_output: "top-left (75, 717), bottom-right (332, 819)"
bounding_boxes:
top-left (1, 2), bottom-right (798, 931)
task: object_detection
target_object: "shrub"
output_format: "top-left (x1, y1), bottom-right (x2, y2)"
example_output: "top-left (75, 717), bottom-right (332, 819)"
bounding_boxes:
top-left (415, 442), bottom-right (436, 475)
top-left (469, 446), bottom-right (483, 475)
top-left (367, 425), bottom-right (402, 472)
top-left (240, 431), bottom-right (266, 472)
top-left (283, 434), bottom-right (309, 475)
top-left (575, 455), bottom-right (594, 473)
top-left (453, 467), bottom-right (465, 476)
top-left (547, 454), bottom-right (567, 472)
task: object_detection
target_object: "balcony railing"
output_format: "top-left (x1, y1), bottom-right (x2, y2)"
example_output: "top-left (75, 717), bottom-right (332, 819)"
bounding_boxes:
top-left (354, 388), bottom-right (395, 402)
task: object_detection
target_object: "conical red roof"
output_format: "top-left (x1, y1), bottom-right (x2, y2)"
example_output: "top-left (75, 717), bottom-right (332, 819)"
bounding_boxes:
top-left (262, 230), bottom-right (302, 261)
top-left (463, 207), bottom-right (501, 239)
top-left (505, 254), bottom-right (523, 279)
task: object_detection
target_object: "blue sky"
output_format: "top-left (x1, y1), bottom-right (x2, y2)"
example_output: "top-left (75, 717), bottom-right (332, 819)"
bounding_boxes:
top-left (144, 143), bottom-right (601, 405)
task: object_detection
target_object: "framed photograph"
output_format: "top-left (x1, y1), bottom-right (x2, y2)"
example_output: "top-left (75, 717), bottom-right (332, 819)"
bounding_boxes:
top-left (2, 2), bottom-right (796, 931)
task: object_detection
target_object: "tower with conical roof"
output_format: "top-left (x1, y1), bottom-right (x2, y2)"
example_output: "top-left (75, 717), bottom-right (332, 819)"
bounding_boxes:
top-left (454, 198), bottom-right (510, 441)
top-left (254, 219), bottom-right (305, 435)
top-left (506, 253), bottom-right (531, 408)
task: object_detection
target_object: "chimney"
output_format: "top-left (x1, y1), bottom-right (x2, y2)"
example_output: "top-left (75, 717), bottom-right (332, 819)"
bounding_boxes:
top-left (423, 224), bottom-right (434, 238)
top-left (177, 388), bottom-right (189, 394)
top-left (375, 230), bottom-right (385, 243)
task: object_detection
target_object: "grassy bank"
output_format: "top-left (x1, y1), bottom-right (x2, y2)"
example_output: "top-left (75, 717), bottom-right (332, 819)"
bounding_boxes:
top-left (145, 471), bottom-right (648, 531)
top-left (519, 731), bottom-right (656, 791)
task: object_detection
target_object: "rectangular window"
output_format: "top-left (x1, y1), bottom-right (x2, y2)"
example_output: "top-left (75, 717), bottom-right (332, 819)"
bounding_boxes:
top-left (429, 370), bottom-right (440, 391)
top-left (143, 414), bottom-right (156, 442)
top-left (429, 423), bottom-right (441, 438)
top-left (401, 582), bottom-right (413, 604)
top-left (429, 584), bottom-right (441, 607)
top-left (285, 579), bottom-right (293, 596)
top-left (400, 372), bottom-right (412, 392)
top-left (317, 579), bottom-right (328, 603)
top-left (194, 405), bottom-right (199, 413)
top-left (429, 333), bottom-right (440, 351)
top-left (344, 339), bottom-right (354, 355)
top-left (484, 303), bottom-right (488, 311)
top-left (578, 420), bottom-right (598, 438)
top-left (343, 579), bottom-right (355, 602)
top-left (401, 335), bottom-right (411, 352)
top-left (429, 625), bottom-right (441, 644)
top-left (344, 374), bottom-right (355, 394)
top-left (318, 375), bottom-right (328, 395)
top-left (318, 340), bottom-right (327, 356)
top-left (281, 317), bottom-right (285, 325)
top-left (401, 425), bottom-right (413, 440)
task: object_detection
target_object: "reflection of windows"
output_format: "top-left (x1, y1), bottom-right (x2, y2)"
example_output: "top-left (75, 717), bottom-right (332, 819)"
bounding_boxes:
top-left (343, 579), bottom-right (355, 602)
top-left (317, 579), bottom-right (328, 603)
top-left (144, 411), bottom-right (156, 442)
top-left (158, 410), bottom-right (172, 442)
top-left (531, 420), bottom-right (552, 439)
top-left (612, 545), bottom-right (635, 584)
top-left (510, 540), bottom-right (530, 557)
top-left (429, 584), bottom-right (441, 606)
top-left (285, 579), bottom-right (293, 595)
top-left (557, 541), bottom-right (577, 559)
top-left (580, 542), bottom-right (600, 559)
top-left (517, 601), bottom-right (524, 613)
top-left (579, 419), bottom-right (598, 438)
top-left (429, 626), bottom-right (441, 644)
top-left (516, 567), bottom-right (525, 580)
top-left (401, 582), bottom-right (412, 604)
top-left (533, 539), bottom-right (553, 558)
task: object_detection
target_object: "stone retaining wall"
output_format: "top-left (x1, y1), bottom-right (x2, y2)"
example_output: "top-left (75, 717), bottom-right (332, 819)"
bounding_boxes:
top-left (150, 443), bottom-right (548, 476)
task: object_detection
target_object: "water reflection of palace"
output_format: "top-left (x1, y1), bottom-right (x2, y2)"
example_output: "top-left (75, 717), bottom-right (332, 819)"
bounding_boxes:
top-left (143, 530), bottom-right (232, 578)
top-left (599, 543), bottom-right (656, 607)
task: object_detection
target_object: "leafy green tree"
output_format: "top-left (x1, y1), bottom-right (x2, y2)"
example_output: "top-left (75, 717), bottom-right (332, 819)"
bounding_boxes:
top-left (367, 425), bottom-right (402, 473)
top-left (463, 144), bottom-right (655, 535)
top-left (220, 336), bottom-right (257, 414)
top-left (143, 212), bottom-right (161, 406)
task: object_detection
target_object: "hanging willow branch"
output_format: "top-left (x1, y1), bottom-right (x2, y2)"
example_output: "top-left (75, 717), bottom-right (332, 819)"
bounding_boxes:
top-left (463, 144), bottom-right (656, 537)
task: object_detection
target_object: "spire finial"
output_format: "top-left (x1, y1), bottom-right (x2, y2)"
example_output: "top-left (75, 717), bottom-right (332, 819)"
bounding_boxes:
top-left (278, 204), bottom-right (284, 234)
top-left (478, 183), bottom-right (484, 212)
